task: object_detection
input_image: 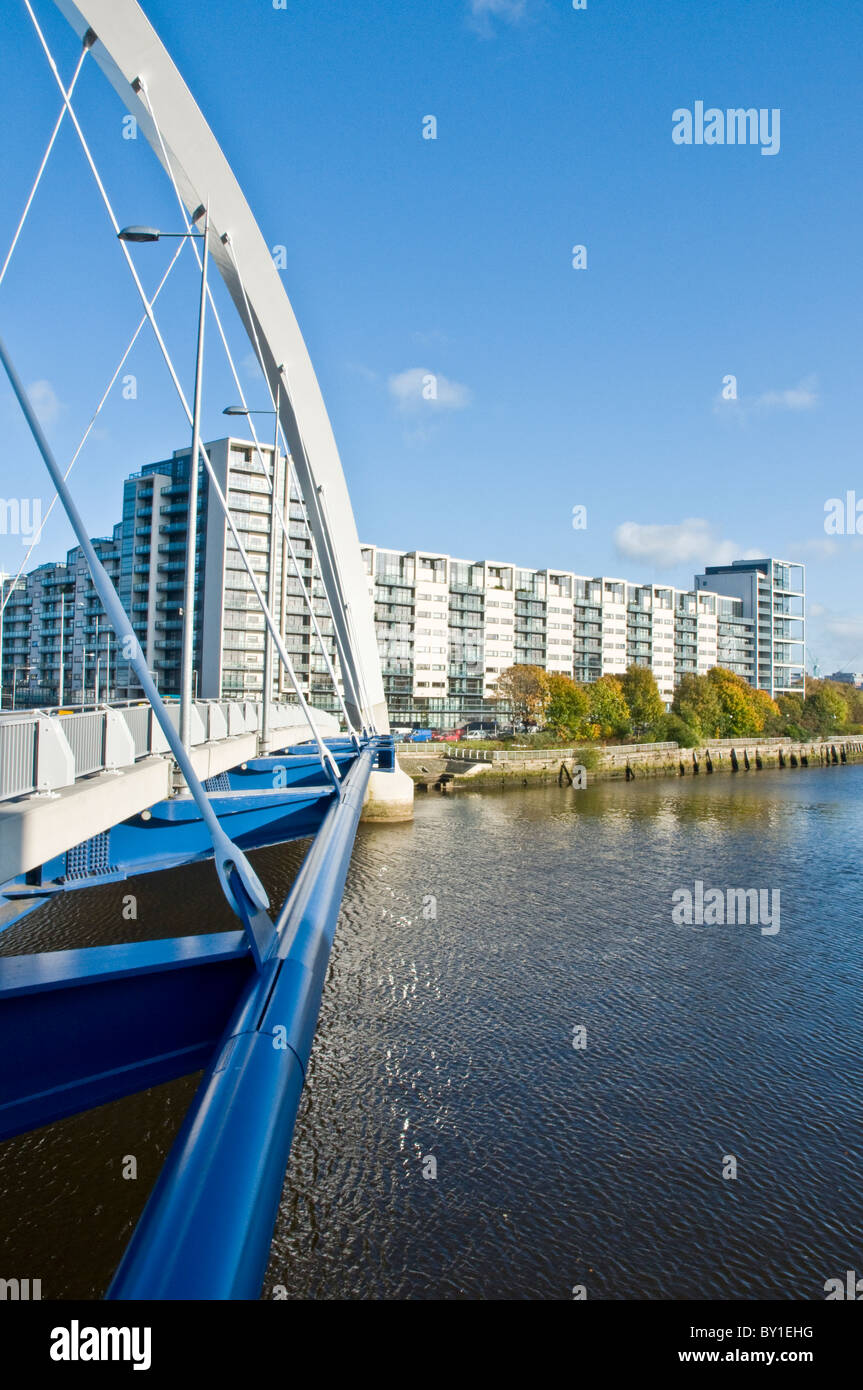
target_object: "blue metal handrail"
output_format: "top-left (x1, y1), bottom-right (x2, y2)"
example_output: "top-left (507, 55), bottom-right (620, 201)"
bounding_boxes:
top-left (106, 743), bottom-right (378, 1299)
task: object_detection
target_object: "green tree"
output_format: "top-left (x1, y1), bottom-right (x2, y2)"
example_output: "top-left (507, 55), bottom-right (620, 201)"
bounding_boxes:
top-left (587, 675), bottom-right (631, 741)
top-left (546, 674), bottom-right (590, 740)
top-left (672, 672), bottom-right (722, 740)
top-left (654, 711), bottom-right (700, 748)
top-left (673, 667), bottom-right (779, 739)
top-left (707, 667), bottom-right (779, 737)
top-left (800, 679), bottom-right (849, 736)
top-left (621, 664), bottom-right (665, 734)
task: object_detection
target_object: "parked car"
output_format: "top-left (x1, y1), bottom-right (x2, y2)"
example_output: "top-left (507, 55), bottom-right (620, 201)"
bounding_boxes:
top-left (431, 730), bottom-right (461, 742)
top-left (404, 728), bottom-right (433, 743)
top-left (464, 729), bottom-right (488, 740)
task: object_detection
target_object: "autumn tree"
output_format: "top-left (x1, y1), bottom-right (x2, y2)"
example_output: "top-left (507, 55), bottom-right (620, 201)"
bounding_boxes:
top-left (707, 667), bottom-right (779, 737)
top-left (493, 664), bottom-right (550, 727)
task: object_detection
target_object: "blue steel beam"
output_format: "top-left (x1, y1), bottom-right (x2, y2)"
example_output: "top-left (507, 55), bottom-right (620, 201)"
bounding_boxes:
top-left (0, 932), bottom-right (252, 1141)
top-left (106, 744), bottom-right (377, 1300)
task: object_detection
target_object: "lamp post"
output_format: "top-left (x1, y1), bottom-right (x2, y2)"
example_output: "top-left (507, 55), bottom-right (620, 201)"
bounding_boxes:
top-left (0, 579), bottom-right (5, 711)
top-left (119, 208), bottom-right (209, 751)
top-left (223, 386), bottom-right (281, 749)
top-left (58, 589), bottom-right (66, 706)
top-left (93, 612), bottom-right (100, 707)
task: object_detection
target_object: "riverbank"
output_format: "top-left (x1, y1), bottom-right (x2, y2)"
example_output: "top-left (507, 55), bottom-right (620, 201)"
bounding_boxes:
top-left (398, 737), bottom-right (863, 790)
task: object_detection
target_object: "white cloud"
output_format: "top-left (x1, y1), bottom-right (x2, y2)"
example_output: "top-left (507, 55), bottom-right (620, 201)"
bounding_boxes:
top-left (614, 517), bottom-right (762, 569)
top-left (791, 536), bottom-right (854, 559)
top-left (715, 375), bottom-right (819, 419)
top-left (345, 362), bottom-right (380, 384)
top-left (819, 613), bottom-right (863, 643)
top-left (753, 375), bottom-right (819, 411)
top-left (27, 379), bottom-right (61, 426)
top-left (806, 603), bottom-right (863, 675)
top-left (469, 0), bottom-right (527, 22)
top-left (388, 366), bottom-right (471, 414)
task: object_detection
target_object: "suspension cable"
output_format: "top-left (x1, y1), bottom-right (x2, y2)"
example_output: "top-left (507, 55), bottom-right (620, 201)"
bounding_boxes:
top-left (23, 4), bottom-right (340, 787)
top-left (0, 332), bottom-right (275, 967)
top-left (138, 82), bottom-right (359, 742)
top-left (0, 30), bottom-right (90, 291)
top-left (222, 237), bottom-right (370, 733)
top-left (223, 242), bottom-right (364, 736)
top-left (0, 237), bottom-right (186, 620)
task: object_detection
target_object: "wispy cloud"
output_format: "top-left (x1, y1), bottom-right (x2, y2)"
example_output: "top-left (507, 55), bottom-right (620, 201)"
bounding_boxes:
top-left (240, 352), bottom-right (263, 382)
top-left (388, 366), bottom-right (472, 413)
top-left (615, 517), bottom-right (761, 569)
top-left (754, 377), bottom-right (819, 411)
top-left (411, 328), bottom-right (452, 348)
top-left (345, 362), bottom-right (380, 385)
top-left (27, 379), bottom-right (61, 427)
top-left (806, 603), bottom-right (863, 674)
top-left (714, 374), bottom-right (819, 420)
top-left (467, 0), bottom-right (528, 36)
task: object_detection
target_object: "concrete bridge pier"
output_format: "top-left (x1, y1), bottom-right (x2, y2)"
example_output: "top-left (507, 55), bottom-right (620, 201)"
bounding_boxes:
top-left (361, 761), bottom-right (414, 822)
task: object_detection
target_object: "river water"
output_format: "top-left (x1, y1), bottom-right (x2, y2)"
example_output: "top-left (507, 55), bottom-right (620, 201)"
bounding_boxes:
top-left (1, 765), bottom-right (862, 1299)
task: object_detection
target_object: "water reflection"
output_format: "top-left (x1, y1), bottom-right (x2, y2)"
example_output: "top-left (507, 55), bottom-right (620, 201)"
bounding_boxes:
top-left (0, 765), bottom-right (861, 1299)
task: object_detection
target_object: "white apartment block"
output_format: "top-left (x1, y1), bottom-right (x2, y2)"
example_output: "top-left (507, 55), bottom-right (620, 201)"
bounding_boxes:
top-left (2, 436), bottom-right (801, 731)
top-left (361, 545), bottom-right (766, 727)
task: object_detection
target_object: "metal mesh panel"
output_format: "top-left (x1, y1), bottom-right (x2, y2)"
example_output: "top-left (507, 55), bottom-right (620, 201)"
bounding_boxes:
top-left (0, 719), bottom-right (38, 799)
top-left (58, 712), bottom-right (105, 776)
top-left (120, 705), bottom-right (151, 758)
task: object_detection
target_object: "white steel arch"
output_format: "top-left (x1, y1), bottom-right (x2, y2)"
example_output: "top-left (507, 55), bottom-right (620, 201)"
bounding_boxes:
top-left (50, 0), bottom-right (388, 733)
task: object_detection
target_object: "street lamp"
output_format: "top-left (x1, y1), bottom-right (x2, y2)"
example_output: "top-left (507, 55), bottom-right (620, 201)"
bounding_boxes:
top-left (223, 388), bottom-right (282, 748)
top-left (119, 207), bottom-right (209, 751)
top-left (0, 579), bottom-right (6, 711)
top-left (58, 589), bottom-right (67, 707)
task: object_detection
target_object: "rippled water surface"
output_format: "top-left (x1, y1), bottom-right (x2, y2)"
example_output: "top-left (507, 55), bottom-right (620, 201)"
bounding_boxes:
top-left (2, 766), bottom-right (862, 1299)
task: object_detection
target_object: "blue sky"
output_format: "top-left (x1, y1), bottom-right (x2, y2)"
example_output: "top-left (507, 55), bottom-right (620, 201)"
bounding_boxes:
top-left (0, 0), bottom-right (861, 675)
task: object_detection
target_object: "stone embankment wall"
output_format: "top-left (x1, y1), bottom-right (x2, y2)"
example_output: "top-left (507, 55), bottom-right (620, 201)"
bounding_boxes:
top-left (397, 739), bottom-right (863, 791)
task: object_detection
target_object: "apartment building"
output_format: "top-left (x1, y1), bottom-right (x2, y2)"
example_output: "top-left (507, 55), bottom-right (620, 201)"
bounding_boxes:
top-left (114, 437), bottom-right (338, 710)
top-left (361, 545), bottom-right (763, 726)
top-left (694, 558), bottom-right (805, 697)
top-left (1, 530), bottom-right (121, 707)
top-left (0, 436), bottom-right (801, 727)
